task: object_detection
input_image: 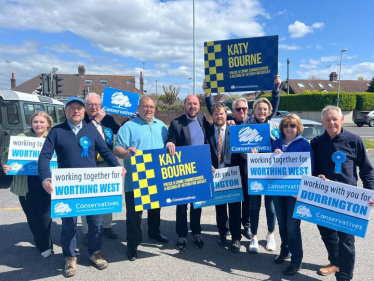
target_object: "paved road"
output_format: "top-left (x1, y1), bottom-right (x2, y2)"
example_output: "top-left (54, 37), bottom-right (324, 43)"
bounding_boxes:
top-left (1, 154), bottom-right (374, 281)
top-left (343, 123), bottom-right (374, 140)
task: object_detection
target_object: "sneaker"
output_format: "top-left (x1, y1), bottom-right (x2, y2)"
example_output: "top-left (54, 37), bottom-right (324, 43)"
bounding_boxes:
top-left (89, 251), bottom-right (108, 270)
top-left (41, 248), bottom-right (53, 258)
top-left (63, 257), bottom-right (77, 278)
top-left (176, 237), bottom-right (187, 250)
top-left (266, 233), bottom-right (276, 251)
top-left (103, 227), bottom-right (118, 239)
top-left (127, 246), bottom-right (138, 261)
top-left (248, 237), bottom-right (258, 253)
top-left (83, 233), bottom-right (89, 247)
top-left (230, 240), bottom-right (241, 252)
top-left (192, 234), bottom-right (204, 249)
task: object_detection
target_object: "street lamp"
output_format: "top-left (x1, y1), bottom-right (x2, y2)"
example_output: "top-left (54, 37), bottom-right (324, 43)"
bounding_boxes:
top-left (337, 49), bottom-right (347, 107)
top-left (188, 77), bottom-right (192, 94)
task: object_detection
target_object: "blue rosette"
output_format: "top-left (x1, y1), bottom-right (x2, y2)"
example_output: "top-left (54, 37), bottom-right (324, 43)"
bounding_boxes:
top-left (271, 128), bottom-right (280, 139)
top-left (332, 151), bottom-right (346, 174)
top-left (79, 137), bottom-right (92, 158)
top-left (104, 128), bottom-right (113, 145)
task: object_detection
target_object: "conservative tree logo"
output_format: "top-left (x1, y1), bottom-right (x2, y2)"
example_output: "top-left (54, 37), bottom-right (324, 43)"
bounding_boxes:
top-left (239, 127), bottom-right (263, 145)
top-left (111, 91), bottom-right (132, 108)
top-left (54, 202), bottom-right (72, 215)
top-left (296, 205), bottom-right (312, 218)
top-left (250, 181), bottom-right (264, 192)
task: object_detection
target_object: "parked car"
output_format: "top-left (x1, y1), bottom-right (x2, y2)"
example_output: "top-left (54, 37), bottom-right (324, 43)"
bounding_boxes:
top-left (354, 111), bottom-right (374, 127)
top-left (272, 118), bottom-right (325, 141)
top-left (248, 109), bottom-right (290, 118)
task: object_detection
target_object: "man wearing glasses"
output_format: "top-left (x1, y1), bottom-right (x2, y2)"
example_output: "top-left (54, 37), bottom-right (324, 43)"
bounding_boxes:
top-left (81, 92), bottom-right (121, 243)
top-left (204, 76), bottom-right (281, 241)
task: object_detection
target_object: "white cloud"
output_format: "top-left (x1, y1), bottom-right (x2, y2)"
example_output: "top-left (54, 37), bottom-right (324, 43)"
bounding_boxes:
top-left (279, 44), bottom-right (300, 50)
top-left (0, 41), bottom-right (38, 55)
top-left (320, 56), bottom-right (339, 62)
top-left (316, 44), bottom-right (322, 49)
top-left (288, 20), bottom-right (325, 38)
top-left (45, 44), bottom-right (92, 59)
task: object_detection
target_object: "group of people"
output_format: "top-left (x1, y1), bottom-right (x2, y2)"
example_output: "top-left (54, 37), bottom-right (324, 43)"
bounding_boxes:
top-left (2, 74), bottom-right (374, 281)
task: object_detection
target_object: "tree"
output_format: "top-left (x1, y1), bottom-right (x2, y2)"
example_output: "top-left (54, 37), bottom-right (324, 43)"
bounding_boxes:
top-left (162, 84), bottom-right (180, 105)
top-left (308, 75), bottom-right (321, 80)
top-left (368, 77), bottom-right (374, 93)
top-left (226, 92), bottom-right (242, 101)
top-left (197, 94), bottom-right (206, 107)
top-left (358, 76), bottom-right (365, 81)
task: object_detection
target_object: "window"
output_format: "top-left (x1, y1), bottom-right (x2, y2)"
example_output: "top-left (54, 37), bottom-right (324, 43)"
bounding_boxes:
top-left (23, 103), bottom-right (44, 125)
top-left (328, 83), bottom-right (334, 89)
top-left (57, 106), bottom-right (66, 123)
top-left (100, 79), bottom-right (108, 84)
top-left (7, 103), bottom-right (19, 124)
top-left (125, 80), bottom-right (132, 85)
top-left (308, 83), bottom-right (314, 88)
top-left (318, 83), bottom-right (324, 88)
top-left (47, 106), bottom-right (57, 123)
top-left (297, 83), bottom-right (305, 88)
top-left (84, 79), bottom-right (93, 84)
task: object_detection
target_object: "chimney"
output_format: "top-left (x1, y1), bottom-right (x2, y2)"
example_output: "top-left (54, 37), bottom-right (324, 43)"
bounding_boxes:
top-left (329, 72), bottom-right (338, 82)
top-left (10, 72), bottom-right (16, 89)
top-left (78, 65), bottom-right (85, 77)
top-left (140, 71), bottom-right (144, 94)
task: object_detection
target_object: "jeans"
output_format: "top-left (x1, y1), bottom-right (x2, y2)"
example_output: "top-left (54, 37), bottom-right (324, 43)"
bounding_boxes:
top-left (273, 196), bottom-right (302, 267)
top-left (318, 225), bottom-right (355, 280)
top-left (176, 203), bottom-right (202, 237)
top-left (249, 195), bottom-right (275, 235)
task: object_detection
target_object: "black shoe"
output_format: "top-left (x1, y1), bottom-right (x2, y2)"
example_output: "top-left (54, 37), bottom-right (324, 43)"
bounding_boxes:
top-left (149, 233), bottom-right (169, 243)
top-left (192, 234), bottom-right (204, 249)
top-left (242, 228), bottom-right (252, 240)
top-left (127, 247), bottom-right (138, 261)
top-left (176, 237), bottom-right (187, 250)
top-left (217, 235), bottom-right (227, 246)
top-left (274, 253), bottom-right (291, 264)
top-left (283, 265), bottom-right (301, 276)
top-left (103, 227), bottom-right (118, 239)
top-left (226, 230), bottom-right (231, 236)
top-left (230, 240), bottom-right (241, 252)
top-left (83, 233), bottom-right (89, 247)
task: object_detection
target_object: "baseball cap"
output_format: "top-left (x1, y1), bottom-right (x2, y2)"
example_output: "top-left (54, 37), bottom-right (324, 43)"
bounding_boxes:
top-left (65, 97), bottom-right (85, 107)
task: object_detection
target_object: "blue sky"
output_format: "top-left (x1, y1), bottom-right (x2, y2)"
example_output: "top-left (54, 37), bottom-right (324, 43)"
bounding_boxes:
top-left (0, 0), bottom-right (373, 98)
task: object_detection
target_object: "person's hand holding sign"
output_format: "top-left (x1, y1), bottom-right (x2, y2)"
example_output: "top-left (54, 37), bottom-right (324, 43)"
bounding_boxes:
top-left (274, 75), bottom-right (281, 90)
top-left (2, 165), bottom-right (11, 174)
top-left (42, 180), bottom-right (54, 194)
top-left (166, 142), bottom-right (176, 155)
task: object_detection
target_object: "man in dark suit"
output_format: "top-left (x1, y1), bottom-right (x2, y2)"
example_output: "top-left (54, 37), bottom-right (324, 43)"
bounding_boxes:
top-left (81, 92), bottom-right (121, 242)
top-left (207, 103), bottom-right (241, 252)
top-left (166, 94), bottom-right (210, 250)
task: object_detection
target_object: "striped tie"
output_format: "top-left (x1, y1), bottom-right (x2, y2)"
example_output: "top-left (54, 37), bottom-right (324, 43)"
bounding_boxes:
top-left (218, 128), bottom-right (223, 164)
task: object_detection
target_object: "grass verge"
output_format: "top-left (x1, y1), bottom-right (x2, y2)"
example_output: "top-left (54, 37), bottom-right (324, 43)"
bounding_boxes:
top-left (363, 139), bottom-right (374, 149)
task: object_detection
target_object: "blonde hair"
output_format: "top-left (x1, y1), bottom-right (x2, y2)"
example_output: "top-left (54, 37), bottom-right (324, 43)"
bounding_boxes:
top-left (30, 111), bottom-right (53, 133)
top-left (253, 98), bottom-right (273, 116)
top-left (279, 113), bottom-right (304, 136)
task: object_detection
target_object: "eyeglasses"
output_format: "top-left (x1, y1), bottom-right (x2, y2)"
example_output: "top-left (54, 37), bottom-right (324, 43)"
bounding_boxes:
top-left (282, 124), bottom-right (297, 129)
top-left (235, 107), bottom-right (248, 112)
top-left (87, 103), bottom-right (101, 108)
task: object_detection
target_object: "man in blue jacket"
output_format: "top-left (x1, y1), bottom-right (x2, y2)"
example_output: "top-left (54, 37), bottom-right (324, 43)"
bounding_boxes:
top-left (39, 97), bottom-right (123, 278)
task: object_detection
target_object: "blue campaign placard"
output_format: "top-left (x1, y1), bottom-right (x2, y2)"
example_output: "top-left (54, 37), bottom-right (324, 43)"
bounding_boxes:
top-left (248, 179), bottom-right (301, 196)
top-left (194, 166), bottom-right (244, 208)
top-left (293, 175), bottom-right (374, 238)
top-left (131, 145), bottom-right (214, 211)
top-left (102, 87), bottom-right (139, 117)
top-left (229, 123), bottom-right (271, 153)
top-left (204, 35), bottom-right (278, 94)
top-left (7, 159), bottom-right (57, 175)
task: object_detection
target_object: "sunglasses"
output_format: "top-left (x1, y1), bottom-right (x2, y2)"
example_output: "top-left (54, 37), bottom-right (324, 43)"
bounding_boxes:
top-left (235, 107), bottom-right (248, 112)
top-left (282, 124), bottom-right (297, 129)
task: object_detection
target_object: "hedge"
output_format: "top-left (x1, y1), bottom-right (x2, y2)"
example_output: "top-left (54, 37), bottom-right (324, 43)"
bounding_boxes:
top-left (356, 93), bottom-right (374, 111)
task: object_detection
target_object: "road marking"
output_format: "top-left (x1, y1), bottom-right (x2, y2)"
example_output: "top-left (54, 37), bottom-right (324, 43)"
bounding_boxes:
top-left (1, 207), bottom-right (22, 210)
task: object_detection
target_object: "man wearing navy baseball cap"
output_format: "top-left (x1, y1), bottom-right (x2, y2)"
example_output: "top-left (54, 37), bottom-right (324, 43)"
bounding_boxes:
top-left (39, 96), bottom-right (125, 277)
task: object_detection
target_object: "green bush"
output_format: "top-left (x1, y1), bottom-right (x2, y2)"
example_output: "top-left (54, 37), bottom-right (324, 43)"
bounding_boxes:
top-left (356, 93), bottom-right (374, 110)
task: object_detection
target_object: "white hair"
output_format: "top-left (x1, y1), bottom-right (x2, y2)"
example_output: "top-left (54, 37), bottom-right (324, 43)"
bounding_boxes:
top-left (321, 105), bottom-right (342, 120)
top-left (85, 92), bottom-right (102, 103)
top-left (233, 97), bottom-right (247, 109)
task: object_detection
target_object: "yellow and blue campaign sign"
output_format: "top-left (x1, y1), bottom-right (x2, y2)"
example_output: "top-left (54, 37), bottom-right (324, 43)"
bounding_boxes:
top-left (51, 167), bottom-right (123, 218)
top-left (102, 87), bottom-right (139, 117)
top-left (7, 136), bottom-right (57, 175)
top-left (204, 35), bottom-right (278, 94)
top-left (131, 145), bottom-right (214, 211)
top-left (194, 166), bottom-right (243, 208)
top-left (229, 123), bottom-right (271, 153)
top-left (247, 152), bottom-right (311, 196)
top-left (293, 175), bottom-right (374, 238)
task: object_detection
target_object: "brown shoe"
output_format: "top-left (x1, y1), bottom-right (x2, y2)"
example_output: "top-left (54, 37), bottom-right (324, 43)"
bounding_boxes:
top-left (63, 257), bottom-right (77, 278)
top-left (318, 264), bottom-right (339, 276)
top-left (89, 251), bottom-right (108, 270)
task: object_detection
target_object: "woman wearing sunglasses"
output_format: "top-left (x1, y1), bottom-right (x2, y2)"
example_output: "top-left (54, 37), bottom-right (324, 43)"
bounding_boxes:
top-left (271, 114), bottom-right (314, 276)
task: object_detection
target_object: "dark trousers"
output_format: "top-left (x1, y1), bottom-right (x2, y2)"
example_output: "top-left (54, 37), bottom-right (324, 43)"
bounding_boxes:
top-left (241, 176), bottom-right (251, 229)
top-left (250, 195), bottom-right (276, 235)
top-left (19, 176), bottom-right (52, 253)
top-left (125, 191), bottom-right (161, 249)
top-left (273, 196), bottom-right (302, 267)
top-left (318, 225), bottom-right (355, 280)
top-left (215, 202), bottom-right (241, 241)
top-left (62, 215), bottom-right (102, 257)
top-left (176, 203), bottom-right (202, 237)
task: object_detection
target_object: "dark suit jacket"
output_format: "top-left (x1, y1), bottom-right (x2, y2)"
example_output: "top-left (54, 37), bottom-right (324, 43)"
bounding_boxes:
top-left (206, 124), bottom-right (237, 169)
top-left (168, 113), bottom-right (209, 147)
top-left (84, 113), bottom-right (120, 134)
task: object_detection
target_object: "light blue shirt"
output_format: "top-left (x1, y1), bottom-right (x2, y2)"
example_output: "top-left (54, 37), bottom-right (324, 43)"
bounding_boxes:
top-left (67, 120), bottom-right (83, 135)
top-left (114, 116), bottom-right (168, 191)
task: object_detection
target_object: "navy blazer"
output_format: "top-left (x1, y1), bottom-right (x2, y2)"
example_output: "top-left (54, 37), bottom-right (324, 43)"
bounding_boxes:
top-left (84, 113), bottom-right (120, 134)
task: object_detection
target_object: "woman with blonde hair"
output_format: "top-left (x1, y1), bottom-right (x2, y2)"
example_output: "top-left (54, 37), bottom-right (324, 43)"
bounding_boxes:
top-left (272, 113), bottom-right (314, 276)
top-left (1, 111), bottom-right (54, 258)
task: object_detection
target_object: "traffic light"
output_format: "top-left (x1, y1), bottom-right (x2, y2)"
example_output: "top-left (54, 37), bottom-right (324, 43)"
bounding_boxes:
top-left (40, 74), bottom-right (50, 96)
top-left (81, 89), bottom-right (86, 98)
top-left (55, 74), bottom-right (63, 95)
